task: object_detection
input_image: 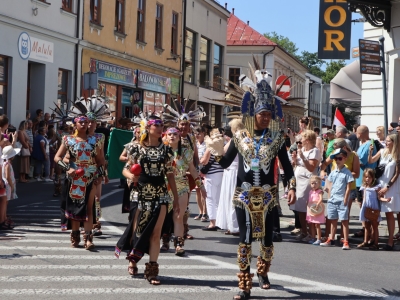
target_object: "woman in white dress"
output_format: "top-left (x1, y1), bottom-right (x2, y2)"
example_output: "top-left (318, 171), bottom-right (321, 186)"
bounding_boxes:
top-left (216, 127), bottom-right (239, 235)
top-left (368, 133), bottom-right (400, 251)
top-left (291, 130), bottom-right (321, 242)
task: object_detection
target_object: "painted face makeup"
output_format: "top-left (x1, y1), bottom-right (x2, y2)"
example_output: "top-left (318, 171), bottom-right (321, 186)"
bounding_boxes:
top-left (148, 119), bottom-right (164, 127)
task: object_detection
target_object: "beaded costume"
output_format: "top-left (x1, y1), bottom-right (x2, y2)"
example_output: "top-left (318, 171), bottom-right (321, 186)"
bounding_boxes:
top-left (207, 59), bottom-right (296, 299)
top-left (115, 142), bottom-right (174, 262)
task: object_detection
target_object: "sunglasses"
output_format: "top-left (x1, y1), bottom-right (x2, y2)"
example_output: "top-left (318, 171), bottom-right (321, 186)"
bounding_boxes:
top-left (334, 156), bottom-right (344, 161)
top-left (261, 72), bottom-right (268, 75)
top-left (296, 141), bottom-right (302, 144)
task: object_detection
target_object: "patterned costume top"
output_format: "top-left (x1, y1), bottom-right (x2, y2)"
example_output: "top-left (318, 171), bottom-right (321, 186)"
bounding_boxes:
top-left (63, 135), bottom-right (98, 201)
top-left (172, 146), bottom-right (193, 196)
top-left (125, 143), bottom-right (174, 186)
top-left (180, 134), bottom-right (196, 158)
top-left (88, 133), bottom-right (105, 156)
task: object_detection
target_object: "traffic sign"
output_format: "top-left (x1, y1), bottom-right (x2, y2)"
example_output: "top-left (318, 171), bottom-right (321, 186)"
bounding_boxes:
top-left (359, 39), bottom-right (381, 75)
top-left (275, 75), bottom-right (291, 100)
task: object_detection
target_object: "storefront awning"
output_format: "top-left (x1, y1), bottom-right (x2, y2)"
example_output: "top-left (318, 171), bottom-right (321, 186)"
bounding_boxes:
top-left (329, 60), bottom-right (361, 108)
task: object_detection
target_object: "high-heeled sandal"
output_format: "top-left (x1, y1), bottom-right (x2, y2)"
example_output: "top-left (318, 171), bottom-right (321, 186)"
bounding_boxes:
top-left (144, 262), bottom-right (160, 285)
top-left (194, 214), bottom-right (202, 220)
top-left (128, 260), bottom-right (138, 276)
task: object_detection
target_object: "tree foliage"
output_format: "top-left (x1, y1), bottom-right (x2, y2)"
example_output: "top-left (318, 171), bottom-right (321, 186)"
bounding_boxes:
top-left (298, 51), bottom-right (326, 79)
top-left (323, 60), bottom-right (346, 83)
top-left (264, 31), bottom-right (299, 56)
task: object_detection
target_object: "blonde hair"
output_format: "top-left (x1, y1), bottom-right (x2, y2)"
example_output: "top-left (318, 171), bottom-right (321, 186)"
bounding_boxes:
top-left (310, 175), bottom-right (322, 189)
top-left (362, 168), bottom-right (376, 188)
top-left (376, 126), bottom-right (384, 133)
top-left (301, 130), bottom-right (316, 147)
top-left (384, 133), bottom-right (399, 160)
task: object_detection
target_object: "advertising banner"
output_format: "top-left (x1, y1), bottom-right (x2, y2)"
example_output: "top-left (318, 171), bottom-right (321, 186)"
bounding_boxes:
top-left (90, 59), bottom-right (137, 87)
top-left (137, 70), bottom-right (171, 94)
top-left (318, 0), bottom-right (351, 59)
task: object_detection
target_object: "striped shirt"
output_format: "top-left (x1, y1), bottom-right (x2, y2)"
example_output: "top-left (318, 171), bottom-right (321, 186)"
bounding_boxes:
top-left (207, 154), bottom-right (223, 175)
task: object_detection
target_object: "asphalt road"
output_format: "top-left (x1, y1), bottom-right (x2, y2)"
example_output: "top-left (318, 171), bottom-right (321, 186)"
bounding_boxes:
top-left (1, 179), bottom-right (400, 300)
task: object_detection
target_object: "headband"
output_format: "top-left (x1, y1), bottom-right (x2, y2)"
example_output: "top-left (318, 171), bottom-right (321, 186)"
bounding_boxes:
top-left (147, 119), bottom-right (164, 126)
top-left (74, 116), bottom-right (88, 123)
top-left (166, 127), bottom-right (180, 135)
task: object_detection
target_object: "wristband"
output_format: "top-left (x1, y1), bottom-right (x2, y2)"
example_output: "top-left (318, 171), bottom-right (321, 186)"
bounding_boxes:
top-left (57, 160), bottom-right (70, 171)
top-left (97, 166), bottom-right (105, 177)
top-left (194, 177), bottom-right (204, 188)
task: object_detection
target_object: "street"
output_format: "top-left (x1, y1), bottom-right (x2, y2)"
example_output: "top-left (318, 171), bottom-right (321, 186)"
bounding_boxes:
top-left (1, 180), bottom-right (399, 300)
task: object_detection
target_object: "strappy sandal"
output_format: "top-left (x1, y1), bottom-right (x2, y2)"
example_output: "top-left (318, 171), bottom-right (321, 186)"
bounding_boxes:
top-left (0, 222), bottom-right (12, 230)
top-left (194, 214), bottom-right (202, 220)
top-left (256, 257), bottom-right (271, 289)
top-left (70, 230), bottom-right (80, 247)
top-left (184, 224), bottom-right (194, 240)
top-left (369, 244), bottom-right (379, 251)
top-left (128, 260), bottom-right (138, 276)
top-left (160, 234), bottom-right (170, 251)
top-left (83, 231), bottom-right (95, 250)
top-left (144, 262), bottom-right (160, 285)
top-left (233, 290), bottom-right (251, 300)
top-left (174, 236), bottom-right (185, 256)
top-left (357, 242), bottom-right (368, 248)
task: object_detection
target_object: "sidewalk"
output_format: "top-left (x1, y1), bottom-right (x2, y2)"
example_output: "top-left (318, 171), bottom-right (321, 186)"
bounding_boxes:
top-left (277, 183), bottom-right (400, 250)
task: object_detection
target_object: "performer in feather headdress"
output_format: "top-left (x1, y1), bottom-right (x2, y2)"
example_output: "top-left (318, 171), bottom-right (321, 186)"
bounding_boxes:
top-left (204, 59), bottom-right (297, 299)
top-left (53, 96), bottom-right (109, 250)
top-left (162, 98), bottom-right (206, 241)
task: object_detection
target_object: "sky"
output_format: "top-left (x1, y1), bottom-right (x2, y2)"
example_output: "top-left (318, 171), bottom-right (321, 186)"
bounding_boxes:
top-left (225, 0), bottom-right (364, 65)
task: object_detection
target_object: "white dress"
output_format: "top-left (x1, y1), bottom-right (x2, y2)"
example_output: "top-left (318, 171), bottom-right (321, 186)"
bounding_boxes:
top-left (379, 150), bottom-right (400, 213)
top-left (216, 155), bottom-right (239, 233)
top-left (291, 147), bottom-right (321, 213)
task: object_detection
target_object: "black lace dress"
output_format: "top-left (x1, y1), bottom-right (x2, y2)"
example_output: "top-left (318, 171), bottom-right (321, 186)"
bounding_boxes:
top-left (115, 142), bottom-right (174, 262)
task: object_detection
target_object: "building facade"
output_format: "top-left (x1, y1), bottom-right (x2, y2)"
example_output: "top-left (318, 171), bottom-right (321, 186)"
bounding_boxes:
top-left (183, 0), bottom-right (230, 127)
top-left (225, 12), bottom-right (307, 132)
top-left (0, 0), bottom-right (78, 125)
top-left (80, 0), bottom-right (183, 121)
top-left (346, 1), bottom-right (398, 133)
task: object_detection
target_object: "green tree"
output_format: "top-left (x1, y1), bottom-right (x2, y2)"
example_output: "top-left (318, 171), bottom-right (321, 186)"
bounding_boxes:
top-left (264, 31), bottom-right (299, 56)
top-left (323, 60), bottom-right (346, 83)
top-left (298, 51), bottom-right (325, 78)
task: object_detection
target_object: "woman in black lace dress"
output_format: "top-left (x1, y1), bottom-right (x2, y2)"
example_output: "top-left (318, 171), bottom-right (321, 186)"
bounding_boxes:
top-left (115, 115), bottom-right (179, 285)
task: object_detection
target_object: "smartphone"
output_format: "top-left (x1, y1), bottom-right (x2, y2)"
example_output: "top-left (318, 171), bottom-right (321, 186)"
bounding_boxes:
top-left (390, 122), bottom-right (399, 129)
top-left (7, 128), bottom-right (16, 133)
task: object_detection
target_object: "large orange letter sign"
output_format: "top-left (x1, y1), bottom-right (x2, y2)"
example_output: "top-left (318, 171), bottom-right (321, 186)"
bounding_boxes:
top-left (318, 0), bottom-right (351, 59)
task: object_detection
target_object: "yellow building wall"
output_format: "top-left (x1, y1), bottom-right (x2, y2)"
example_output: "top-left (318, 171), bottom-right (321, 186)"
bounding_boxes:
top-left (83, 0), bottom-right (182, 72)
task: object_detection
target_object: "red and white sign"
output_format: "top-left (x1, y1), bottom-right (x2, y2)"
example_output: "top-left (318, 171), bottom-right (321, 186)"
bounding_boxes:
top-left (275, 75), bottom-right (291, 100)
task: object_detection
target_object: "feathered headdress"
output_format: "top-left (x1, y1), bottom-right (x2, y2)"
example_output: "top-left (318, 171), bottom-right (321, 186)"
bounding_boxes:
top-left (68, 95), bottom-right (115, 122)
top-left (203, 55), bottom-right (303, 136)
top-left (131, 111), bottom-right (163, 143)
top-left (48, 102), bottom-right (72, 123)
top-left (163, 98), bottom-right (206, 127)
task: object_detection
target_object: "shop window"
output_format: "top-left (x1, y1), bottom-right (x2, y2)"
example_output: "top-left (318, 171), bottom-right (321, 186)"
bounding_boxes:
top-left (199, 37), bottom-right (209, 87)
top-left (155, 3), bottom-right (163, 49)
top-left (171, 12), bottom-right (178, 54)
top-left (0, 56), bottom-right (8, 114)
top-left (228, 68), bottom-right (240, 88)
top-left (90, 0), bottom-right (101, 24)
top-left (57, 69), bottom-right (69, 112)
top-left (62, 0), bottom-right (73, 12)
top-left (213, 43), bottom-right (222, 89)
top-left (136, 0), bottom-right (146, 42)
top-left (143, 91), bottom-right (165, 113)
top-left (97, 82), bottom-right (117, 121)
top-left (184, 30), bottom-right (195, 83)
top-left (115, 0), bottom-right (125, 33)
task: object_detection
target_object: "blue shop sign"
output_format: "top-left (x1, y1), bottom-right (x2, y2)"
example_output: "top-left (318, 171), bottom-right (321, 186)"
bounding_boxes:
top-left (90, 58), bottom-right (137, 87)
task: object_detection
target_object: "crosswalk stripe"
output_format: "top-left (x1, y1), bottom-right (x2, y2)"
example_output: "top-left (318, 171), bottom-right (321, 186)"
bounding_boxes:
top-left (9, 227), bottom-right (119, 233)
top-left (0, 254), bottom-right (205, 260)
top-left (0, 246), bottom-right (116, 250)
top-left (2, 233), bottom-right (119, 238)
top-left (12, 239), bottom-right (117, 245)
top-left (0, 286), bottom-right (386, 296)
top-left (0, 275), bottom-right (237, 282)
top-left (0, 265), bottom-right (224, 270)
